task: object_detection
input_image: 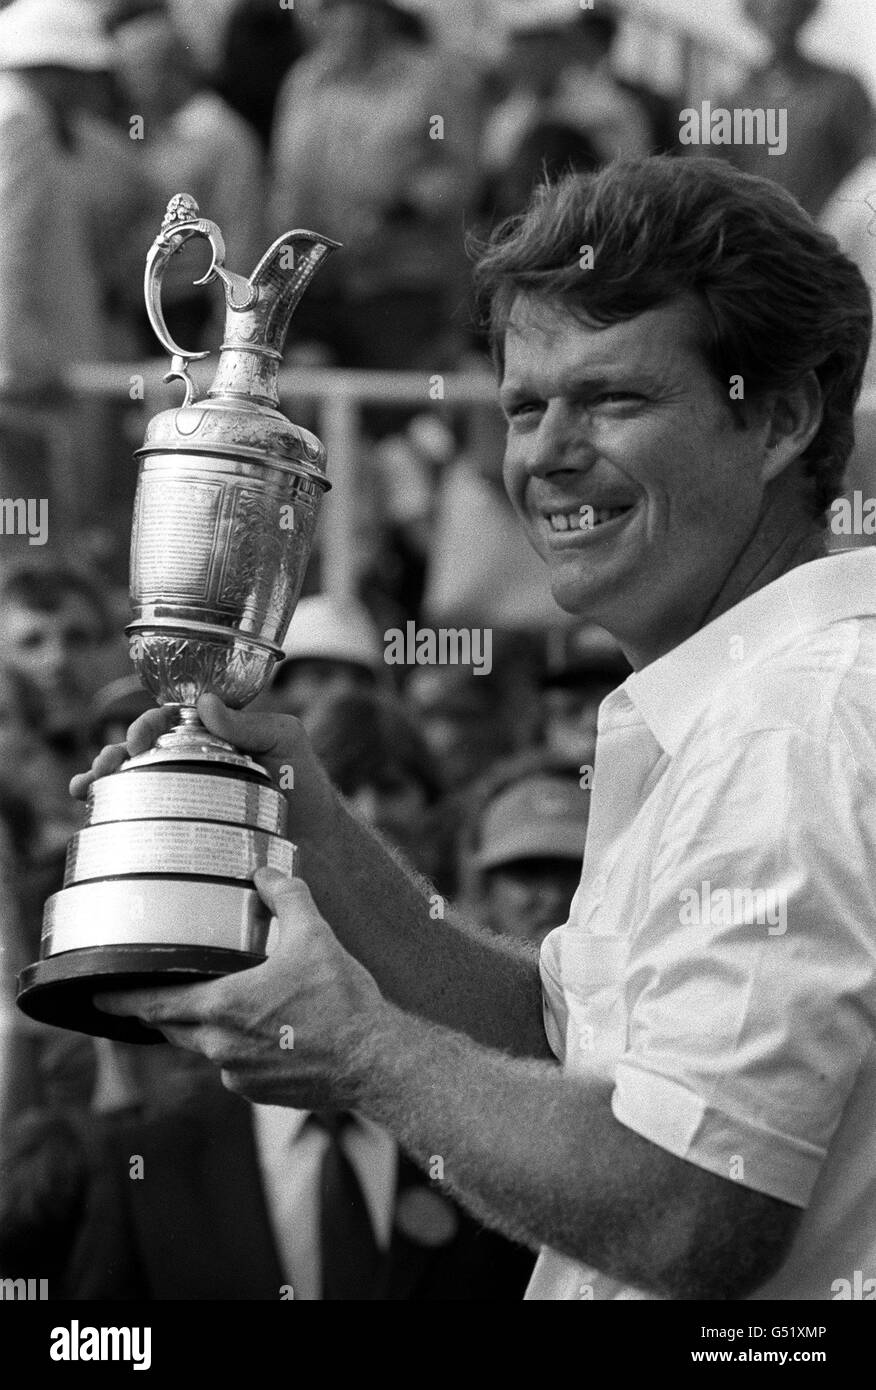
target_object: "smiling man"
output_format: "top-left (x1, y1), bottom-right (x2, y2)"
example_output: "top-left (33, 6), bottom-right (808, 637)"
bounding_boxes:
top-left (80, 157), bottom-right (876, 1300)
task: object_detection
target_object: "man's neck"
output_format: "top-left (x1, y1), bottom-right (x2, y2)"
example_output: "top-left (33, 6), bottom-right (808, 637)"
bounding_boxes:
top-left (621, 480), bottom-right (828, 670)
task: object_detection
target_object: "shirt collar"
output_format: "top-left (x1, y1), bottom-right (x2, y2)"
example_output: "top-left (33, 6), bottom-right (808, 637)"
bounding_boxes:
top-left (252, 1103), bottom-right (387, 1149)
top-left (616, 549), bottom-right (876, 756)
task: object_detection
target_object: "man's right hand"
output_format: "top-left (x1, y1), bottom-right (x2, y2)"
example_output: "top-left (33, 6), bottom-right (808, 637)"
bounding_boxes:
top-left (70, 693), bottom-right (340, 843)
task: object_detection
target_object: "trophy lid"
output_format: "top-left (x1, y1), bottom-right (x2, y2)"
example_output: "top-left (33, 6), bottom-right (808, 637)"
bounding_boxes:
top-left (139, 194), bottom-right (339, 482)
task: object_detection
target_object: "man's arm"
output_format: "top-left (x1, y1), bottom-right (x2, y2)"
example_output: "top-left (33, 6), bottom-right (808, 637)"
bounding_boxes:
top-left (346, 1002), bottom-right (801, 1300)
top-left (302, 794), bottom-right (551, 1059)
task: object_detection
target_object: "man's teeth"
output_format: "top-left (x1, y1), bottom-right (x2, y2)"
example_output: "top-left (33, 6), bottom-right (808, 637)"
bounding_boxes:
top-left (548, 507), bottom-right (630, 532)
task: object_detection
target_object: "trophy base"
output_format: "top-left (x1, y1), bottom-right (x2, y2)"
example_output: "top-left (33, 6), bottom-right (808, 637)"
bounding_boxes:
top-left (17, 945), bottom-right (265, 1045)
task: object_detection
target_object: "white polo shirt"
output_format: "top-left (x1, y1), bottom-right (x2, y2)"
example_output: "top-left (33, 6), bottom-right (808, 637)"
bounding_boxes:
top-left (526, 550), bottom-right (876, 1300)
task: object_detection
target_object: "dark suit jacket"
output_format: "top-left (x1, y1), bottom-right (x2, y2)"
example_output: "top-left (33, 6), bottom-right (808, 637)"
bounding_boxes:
top-left (67, 1089), bottom-right (534, 1300)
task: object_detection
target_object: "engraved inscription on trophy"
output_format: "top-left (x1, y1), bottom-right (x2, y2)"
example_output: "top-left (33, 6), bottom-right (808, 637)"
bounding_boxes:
top-left (88, 772), bottom-right (286, 834)
top-left (133, 478), bottom-right (223, 599)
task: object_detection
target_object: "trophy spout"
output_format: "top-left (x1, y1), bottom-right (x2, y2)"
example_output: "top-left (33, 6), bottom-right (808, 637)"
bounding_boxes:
top-left (209, 229), bottom-right (342, 408)
top-left (144, 194), bottom-right (341, 408)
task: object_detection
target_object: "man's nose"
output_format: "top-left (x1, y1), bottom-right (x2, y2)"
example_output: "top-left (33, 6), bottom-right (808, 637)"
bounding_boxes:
top-left (528, 401), bottom-right (596, 478)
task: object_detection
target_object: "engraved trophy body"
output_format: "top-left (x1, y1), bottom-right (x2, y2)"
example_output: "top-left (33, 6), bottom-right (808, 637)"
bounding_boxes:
top-left (17, 195), bottom-right (338, 1042)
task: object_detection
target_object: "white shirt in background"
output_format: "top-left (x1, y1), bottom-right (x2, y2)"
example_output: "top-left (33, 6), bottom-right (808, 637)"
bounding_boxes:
top-left (252, 1104), bottom-right (397, 1301)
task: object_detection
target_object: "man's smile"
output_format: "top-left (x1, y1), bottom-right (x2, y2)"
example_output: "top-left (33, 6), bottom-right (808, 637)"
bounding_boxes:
top-left (534, 499), bottom-right (641, 548)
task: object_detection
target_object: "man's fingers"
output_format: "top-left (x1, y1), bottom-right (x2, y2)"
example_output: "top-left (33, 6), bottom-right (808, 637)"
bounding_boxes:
top-left (254, 868), bottom-right (322, 935)
top-left (254, 867), bottom-right (315, 913)
top-left (126, 704), bottom-right (181, 756)
top-left (69, 705), bottom-right (179, 799)
top-left (70, 743), bottom-right (128, 799)
top-left (93, 983), bottom-right (217, 1025)
top-left (197, 694), bottom-right (304, 771)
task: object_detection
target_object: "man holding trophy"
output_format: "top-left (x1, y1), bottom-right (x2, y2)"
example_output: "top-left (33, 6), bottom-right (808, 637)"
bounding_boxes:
top-left (22, 155), bottom-right (876, 1301)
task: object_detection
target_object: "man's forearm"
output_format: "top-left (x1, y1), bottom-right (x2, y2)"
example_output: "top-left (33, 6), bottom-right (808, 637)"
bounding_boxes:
top-left (347, 1002), bottom-right (678, 1292)
top-left (298, 799), bottom-right (552, 1059)
top-left (346, 1004), bottom-right (794, 1301)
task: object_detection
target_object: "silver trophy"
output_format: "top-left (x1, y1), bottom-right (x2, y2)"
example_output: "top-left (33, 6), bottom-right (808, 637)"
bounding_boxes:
top-left (18, 194), bottom-right (338, 1042)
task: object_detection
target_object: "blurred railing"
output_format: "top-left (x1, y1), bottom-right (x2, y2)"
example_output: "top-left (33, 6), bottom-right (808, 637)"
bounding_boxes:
top-left (69, 362), bottom-right (502, 600)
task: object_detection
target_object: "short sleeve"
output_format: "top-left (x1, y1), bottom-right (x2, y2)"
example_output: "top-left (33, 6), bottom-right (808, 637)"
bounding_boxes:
top-left (611, 728), bottom-right (876, 1207)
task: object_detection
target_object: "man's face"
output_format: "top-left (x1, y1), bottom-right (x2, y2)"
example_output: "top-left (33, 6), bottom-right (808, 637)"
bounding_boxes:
top-left (0, 597), bottom-right (104, 725)
top-left (500, 296), bottom-right (770, 666)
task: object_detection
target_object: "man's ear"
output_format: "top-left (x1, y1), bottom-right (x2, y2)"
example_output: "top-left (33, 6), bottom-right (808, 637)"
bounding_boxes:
top-left (760, 370), bottom-right (823, 485)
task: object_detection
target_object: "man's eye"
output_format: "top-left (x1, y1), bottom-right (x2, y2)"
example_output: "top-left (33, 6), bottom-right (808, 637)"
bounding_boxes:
top-left (507, 401), bottom-right (542, 421)
top-left (591, 392), bottom-right (642, 406)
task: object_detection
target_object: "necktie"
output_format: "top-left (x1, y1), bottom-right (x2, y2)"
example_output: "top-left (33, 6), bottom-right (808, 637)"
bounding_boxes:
top-left (312, 1111), bottom-right (384, 1300)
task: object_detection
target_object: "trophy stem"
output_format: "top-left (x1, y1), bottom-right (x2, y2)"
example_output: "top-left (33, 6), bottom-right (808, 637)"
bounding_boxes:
top-left (173, 704), bottom-right (206, 733)
top-left (154, 704), bottom-right (236, 757)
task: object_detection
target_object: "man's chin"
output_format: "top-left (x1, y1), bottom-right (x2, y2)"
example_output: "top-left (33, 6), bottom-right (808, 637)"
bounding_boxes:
top-left (547, 569), bottom-right (614, 621)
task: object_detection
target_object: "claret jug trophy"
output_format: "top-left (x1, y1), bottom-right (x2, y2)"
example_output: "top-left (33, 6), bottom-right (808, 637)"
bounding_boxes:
top-left (18, 195), bottom-right (338, 1042)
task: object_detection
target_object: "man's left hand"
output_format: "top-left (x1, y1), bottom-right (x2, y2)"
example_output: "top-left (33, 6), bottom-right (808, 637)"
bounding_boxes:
top-left (95, 869), bottom-right (385, 1109)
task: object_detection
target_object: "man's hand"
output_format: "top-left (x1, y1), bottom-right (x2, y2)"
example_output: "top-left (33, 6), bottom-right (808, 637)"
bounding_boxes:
top-left (95, 868), bottom-right (386, 1110)
top-left (71, 693), bottom-right (339, 845)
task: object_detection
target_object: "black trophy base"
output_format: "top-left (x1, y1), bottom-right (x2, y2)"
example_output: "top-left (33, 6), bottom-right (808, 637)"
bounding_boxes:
top-left (17, 945), bottom-right (266, 1045)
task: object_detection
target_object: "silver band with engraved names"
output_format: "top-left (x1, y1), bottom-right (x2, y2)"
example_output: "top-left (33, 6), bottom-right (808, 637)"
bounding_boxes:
top-left (87, 771), bottom-right (286, 835)
top-left (64, 821), bottom-right (295, 885)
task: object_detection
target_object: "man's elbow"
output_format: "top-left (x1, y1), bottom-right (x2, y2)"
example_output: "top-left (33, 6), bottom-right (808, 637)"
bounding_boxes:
top-left (647, 1191), bottom-right (803, 1301)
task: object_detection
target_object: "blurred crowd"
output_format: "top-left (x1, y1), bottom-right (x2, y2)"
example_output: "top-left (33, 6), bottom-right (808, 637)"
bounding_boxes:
top-left (0, 0), bottom-right (874, 1298)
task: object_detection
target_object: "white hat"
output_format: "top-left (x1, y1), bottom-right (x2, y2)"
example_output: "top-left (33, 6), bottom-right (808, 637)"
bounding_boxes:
top-left (0, 0), bottom-right (117, 72)
top-left (279, 595), bottom-right (384, 672)
top-left (500, 0), bottom-right (582, 36)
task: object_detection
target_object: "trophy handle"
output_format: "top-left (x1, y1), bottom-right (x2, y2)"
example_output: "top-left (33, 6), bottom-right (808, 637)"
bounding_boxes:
top-left (144, 193), bottom-right (257, 406)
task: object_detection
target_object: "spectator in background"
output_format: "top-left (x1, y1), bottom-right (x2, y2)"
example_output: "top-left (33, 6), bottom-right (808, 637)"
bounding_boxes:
top-left (722, 0), bottom-right (873, 216)
top-left (213, 0), bottom-right (307, 150)
top-left (262, 595), bottom-right (384, 725)
top-left (308, 688), bottom-right (443, 880)
top-left (540, 625), bottom-right (631, 764)
top-left (359, 412), bottom-right (457, 632)
top-left (481, 1), bottom-right (652, 210)
top-left (0, 0), bottom-right (124, 529)
top-left (269, 0), bottom-right (484, 371)
top-left (0, 562), bottom-right (119, 958)
top-left (460, 753), bottom-right (590, 947)
top-left (0, 562), bottom-right (116, 757)
top-left (485, 119), bottom-right (601, 226)
top-left (405, 662), bottom-right (523, 795)
top-left (115, 10), bottom-right (265, 352)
